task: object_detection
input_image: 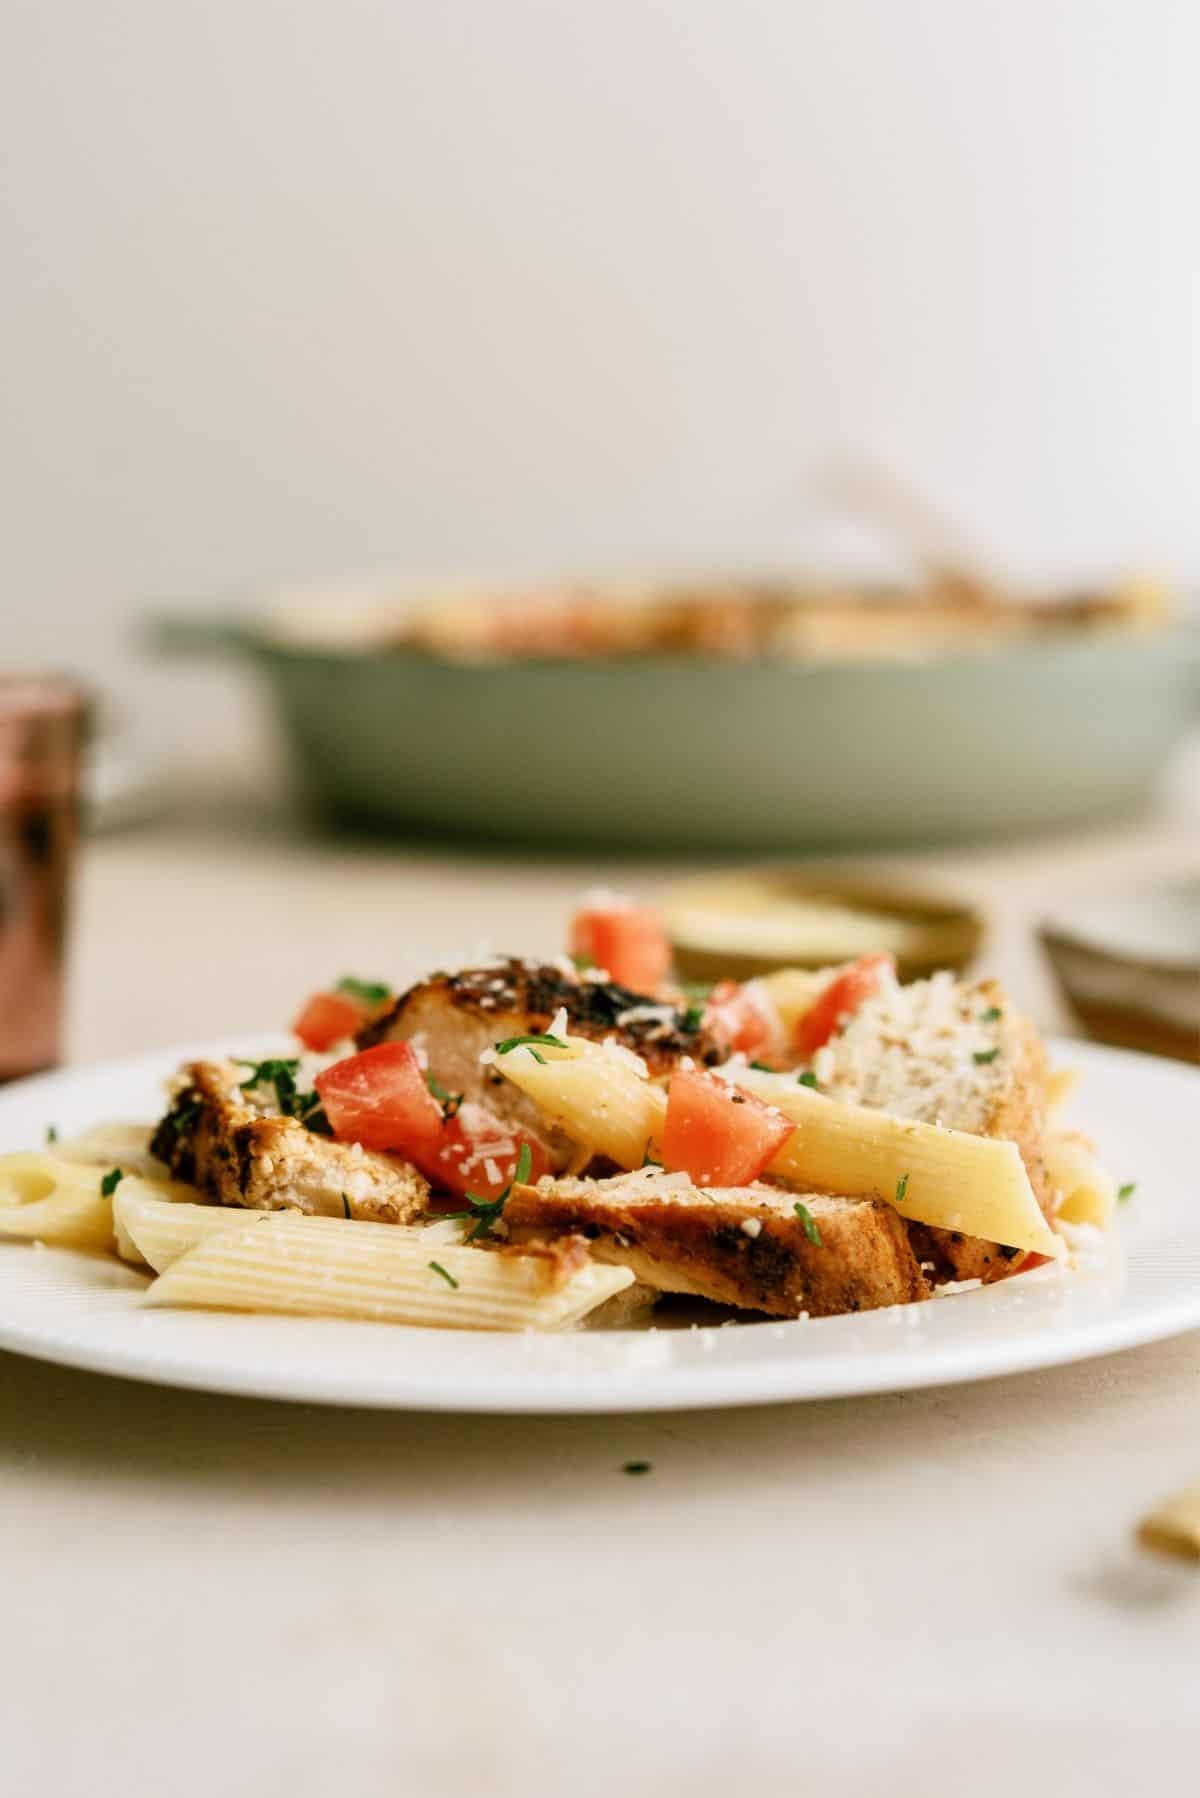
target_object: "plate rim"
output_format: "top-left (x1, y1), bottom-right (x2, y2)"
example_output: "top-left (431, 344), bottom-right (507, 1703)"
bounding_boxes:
top-left (0, 1034), bottom-right (1196, 1413)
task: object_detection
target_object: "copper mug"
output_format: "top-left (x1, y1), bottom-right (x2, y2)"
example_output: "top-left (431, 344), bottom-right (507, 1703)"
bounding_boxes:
top-left (0, 679), bottom-right (87, 1082)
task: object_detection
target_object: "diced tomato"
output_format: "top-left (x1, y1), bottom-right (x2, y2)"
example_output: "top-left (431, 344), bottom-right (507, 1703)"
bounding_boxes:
top-left (1015, 1250), bottom-right (1052, 1274)
top-left (793, 954), bottom-right (895, 1058)
top-left (703, 979), bottom-right (779, 1059)
top-left (423, 1104), bottom-right (551, 1201)
top-left (569, 904), bottom-right (671, 994)
top-left (314, 1042), bottom-right (444, 1156)
top-left (660, 1066), bottom-right (795, 1187)
top-left (293, 989), bottom-right (370, 1052)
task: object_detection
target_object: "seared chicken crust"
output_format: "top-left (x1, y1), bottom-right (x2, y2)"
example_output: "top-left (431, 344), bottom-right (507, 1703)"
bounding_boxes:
top-left (151, 1059), bottom-right (428, 1224)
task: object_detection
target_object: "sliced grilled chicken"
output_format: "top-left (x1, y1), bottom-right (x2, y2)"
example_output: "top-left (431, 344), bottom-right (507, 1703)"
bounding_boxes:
top-left (503, 1170), bottom-right (929, 1318)
top-left (811, 973), bottom-right (1052, 1283)
top-left (151, 1059), bottom-right (429, 1223)
top-left (358, 959), bottom-right (723, 1169)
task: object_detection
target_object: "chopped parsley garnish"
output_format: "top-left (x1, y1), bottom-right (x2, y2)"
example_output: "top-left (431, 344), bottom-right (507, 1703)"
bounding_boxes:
top-left (895, 1172), bottom-right (909, 1204)
top-left (425, 1073), bottom-right (463, 1120)
top-left (641, 1144), bottom-right (663, 1169)
top-left (980, 1005), bottom-right (1003, 1024)
top-left (45, 1123), bottom-right (58, 1145)
top-left (797, 1071), bottom-right (819, 1088)
top-left (494, 1033), bottom-right (568, 1065)
top-left (622, 1460), bottom-right (652, 1475)
top-left (1118, 1181), bottom-right (1137, 1203)
top-left (793, 1201), bottom-right (822, 1246)
top-left (442, 1142), bottom-right (533, 1242)
top-left (100, 1167), bottom-right (125, 1198)
top-left (236, 1057), bottom-right (324, 1126)
top-left (973, 1048), bottom-right (1000, 1065)
top-left (167, 1099), bottom-right (203, 1136)
top-left (337, 976), bottom-right (392, 1007)
top-left (429, 1260), bottom-right (459, 1290)
top-left (749, 1060), bottom-right (774, 1072)
top-left (682, 1005), bottom-right (706, 1033)
top-left (341, 1191), bottom-right (351, 1219)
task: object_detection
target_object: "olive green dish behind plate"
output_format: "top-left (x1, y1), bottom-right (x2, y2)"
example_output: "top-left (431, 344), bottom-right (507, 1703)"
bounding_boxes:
top-left (154, 617), bottom-right (1200, 850)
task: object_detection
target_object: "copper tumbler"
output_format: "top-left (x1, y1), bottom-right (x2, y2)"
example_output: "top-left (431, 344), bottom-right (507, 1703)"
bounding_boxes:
top-left (0, 679), bottom-right (87, 1082)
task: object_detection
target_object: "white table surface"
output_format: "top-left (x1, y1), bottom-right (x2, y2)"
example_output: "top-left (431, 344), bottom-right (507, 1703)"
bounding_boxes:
top-left (4, 749), bottom-right (1200, 1798)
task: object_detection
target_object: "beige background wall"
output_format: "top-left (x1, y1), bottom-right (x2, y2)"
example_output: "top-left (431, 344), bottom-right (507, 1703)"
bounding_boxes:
top-left (4, 0), bottom-right (1198, 690)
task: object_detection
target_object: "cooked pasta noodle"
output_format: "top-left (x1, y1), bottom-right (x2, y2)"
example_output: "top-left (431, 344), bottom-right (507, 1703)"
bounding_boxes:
top-left (732, 1067), bottom-right (1061, 1256)
top-left (145, 1212), bottom-right (632, 1329)
top-left (1045, 1127), bottom-right (1117, 1229)
top-left (0, 1153), bottom-right (196, 1253)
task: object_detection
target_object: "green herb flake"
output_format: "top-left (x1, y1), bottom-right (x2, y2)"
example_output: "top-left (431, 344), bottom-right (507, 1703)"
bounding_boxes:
top-left (980, 1005), bottom-right (1003, 1024)
top-left (429, 1260), bottom-right (460, 1290)
top-left (793, 1201), bottom-right (823, 1246)
top-left (622, 1460), bottom-right (652, 1476)
top-left (641, 1144), bottom-right (664, 1169)
top-left (442, 1141), bottom-right (534, 1242)
top-left (749, 1060), bottom-right (774, 1073)
top-left (100, 1167), bottom-right (125, 1198)
top-left (45, 1123), bottom-right (58, 1145)
top-left (797, 1071), bottom-right (819, 1088)
top-left (494, 1033), bottom-right (569, 1065)
top-left (337, 976), bottom-right (392, 1007)
top-left (895, 1172), bottom-right (909, 1204)
top-left (1118, 1181), bottom-right (1137, 1203)
top-left (973, 1048), bottom-right (1000, 1065)
top-left (682, 1005), bottom-right (706, 1033)
top-left (168, 1099), bottom-right (204, 1136)
top-left (425, 1072), bottom-right (463, 1120)
top-left (341, 1191), bottom-right (352, 1219)
top-left (236, 1057), bottom-right (325, 1126)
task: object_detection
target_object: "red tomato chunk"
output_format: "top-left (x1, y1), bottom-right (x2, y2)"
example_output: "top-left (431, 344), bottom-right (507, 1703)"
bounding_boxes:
top-left (661, 1066), bottom-right (794, 1187)
top-left (703, 979), bottom-right (777, 1059)
top-left (569, 904), bottom-right (671, 994)
top-left (293, 989), bottom-right (370, 1052)
top-left (423, 1105), bottom-right (551, 1202)
top-left (793, 954), bottom-right (894, 1058)
top-left (314, 1041), bottom-right (444, 1156)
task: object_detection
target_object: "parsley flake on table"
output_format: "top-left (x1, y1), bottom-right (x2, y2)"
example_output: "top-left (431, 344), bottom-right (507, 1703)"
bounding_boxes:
top-left (973, 1048), bottom-right (1000, 1065)
top-left (794, 1201), bottom-right (823, 1246)
top-left (1118, 1182), bottom-right (1137, 1203)
top-left (100, 1167), bottom-right (125, 1198)
top-left (442, 1142), bottom-right (533, 1241)
top-left (44, 1123), bottom-right (58, 1145)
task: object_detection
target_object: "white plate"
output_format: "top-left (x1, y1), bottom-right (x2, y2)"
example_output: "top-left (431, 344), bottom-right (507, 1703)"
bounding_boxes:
top-left (0, 1036), bottom-right (1196, 1413)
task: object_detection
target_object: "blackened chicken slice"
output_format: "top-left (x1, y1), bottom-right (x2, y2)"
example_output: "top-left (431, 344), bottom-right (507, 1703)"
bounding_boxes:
top-left (357, 959), bottom-right (723, 1171)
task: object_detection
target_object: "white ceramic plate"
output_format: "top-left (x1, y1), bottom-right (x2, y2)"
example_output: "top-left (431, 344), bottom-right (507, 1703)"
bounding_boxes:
top-left (0, 1036), bottom-right (1196, 1413)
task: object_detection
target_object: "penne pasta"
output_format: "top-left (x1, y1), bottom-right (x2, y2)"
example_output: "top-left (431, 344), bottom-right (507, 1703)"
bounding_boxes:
top-left (0, 1153), bottom-right (196, 1254)
top-left (144, 1212), bottom-right (632, 1329)
top-left (114, 1189), bottom-right (471, 1272)
top-left (56, 1121), bottom-right (175, 1183)
top-left (727, 1068), bottom-right (1061, 1257)
top-left (1045, 1128), bottom-right (1118, 1229)
top-left (495, 1037), bottom-right (667, 1168)
top-left (1045, 1067), bottom-right (1081, 1115)
top-left (758, 967), bottom-right (831, 1034)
